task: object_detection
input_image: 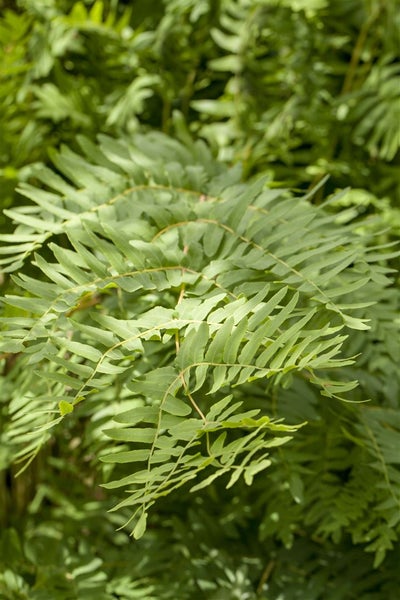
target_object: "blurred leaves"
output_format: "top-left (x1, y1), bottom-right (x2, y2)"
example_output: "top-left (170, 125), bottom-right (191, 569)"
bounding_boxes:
top-left (0, 0), bottom-right (399, 598)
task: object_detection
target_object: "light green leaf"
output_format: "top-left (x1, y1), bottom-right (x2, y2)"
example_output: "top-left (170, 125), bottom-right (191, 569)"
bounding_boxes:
top-left (58, 400), bottom-right (74, 416)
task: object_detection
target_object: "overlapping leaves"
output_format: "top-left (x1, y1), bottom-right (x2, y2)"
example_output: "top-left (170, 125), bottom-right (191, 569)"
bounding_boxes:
top-left (0, 133), bottom-right (395, 535)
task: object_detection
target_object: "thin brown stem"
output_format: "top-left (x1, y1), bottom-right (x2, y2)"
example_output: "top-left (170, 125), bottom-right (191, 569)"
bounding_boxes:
top-left (256, 560), bottom-right (276, 595)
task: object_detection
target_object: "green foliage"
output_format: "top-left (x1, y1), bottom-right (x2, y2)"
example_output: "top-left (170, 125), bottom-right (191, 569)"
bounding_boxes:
top-left (1, 131), bottom-right (399, 596)
top-left (2, 0), bottom-right (399, 204)
top-left (0, 0), bottom-right (399, 597)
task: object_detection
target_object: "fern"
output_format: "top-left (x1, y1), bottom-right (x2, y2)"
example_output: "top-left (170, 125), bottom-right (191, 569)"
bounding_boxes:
top-left (1, 1), bottom-right (399, 596)
top-left (1, 132), bottom-right (396, 539)
top-left (348, 57), bottom-right (400, 162)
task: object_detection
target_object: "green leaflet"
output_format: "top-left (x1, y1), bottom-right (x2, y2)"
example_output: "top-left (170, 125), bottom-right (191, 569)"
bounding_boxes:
top-left (114, 406), bottom-right (159, 425)
top-left (1, 130), bottom-right (396, 540)
top-left (58, 400), bottom-right (74, 415)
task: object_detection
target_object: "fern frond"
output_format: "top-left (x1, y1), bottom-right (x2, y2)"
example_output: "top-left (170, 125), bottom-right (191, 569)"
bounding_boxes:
top-left (1, 132), bottom-right (396, 535)
top-left (349, 58), bottom-right (400, 161)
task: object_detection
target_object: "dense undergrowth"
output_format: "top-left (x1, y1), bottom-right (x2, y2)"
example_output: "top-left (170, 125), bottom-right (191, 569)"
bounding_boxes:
top-left (0, 1), bottom-right (399, 598)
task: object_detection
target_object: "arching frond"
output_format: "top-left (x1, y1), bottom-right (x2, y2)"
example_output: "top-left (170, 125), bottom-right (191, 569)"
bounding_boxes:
top-left (0, 132), bottom-right (397, 537)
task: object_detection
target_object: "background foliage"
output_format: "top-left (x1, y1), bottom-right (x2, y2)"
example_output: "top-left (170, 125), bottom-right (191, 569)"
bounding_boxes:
top-left (0, 0), bottom-right (399, 598)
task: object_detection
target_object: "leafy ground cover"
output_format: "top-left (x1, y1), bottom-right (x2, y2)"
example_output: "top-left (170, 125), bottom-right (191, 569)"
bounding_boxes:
top-left (0, 1), bottom-right (399, 598)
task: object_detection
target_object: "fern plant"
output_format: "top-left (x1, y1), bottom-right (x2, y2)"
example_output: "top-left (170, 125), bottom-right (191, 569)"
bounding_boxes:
top-left (1, 131), bottom-right (397, 546)
top-left (3, 0), bottom-right (399, 219)
top-left (1, 2), bottom-right (400, 595)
